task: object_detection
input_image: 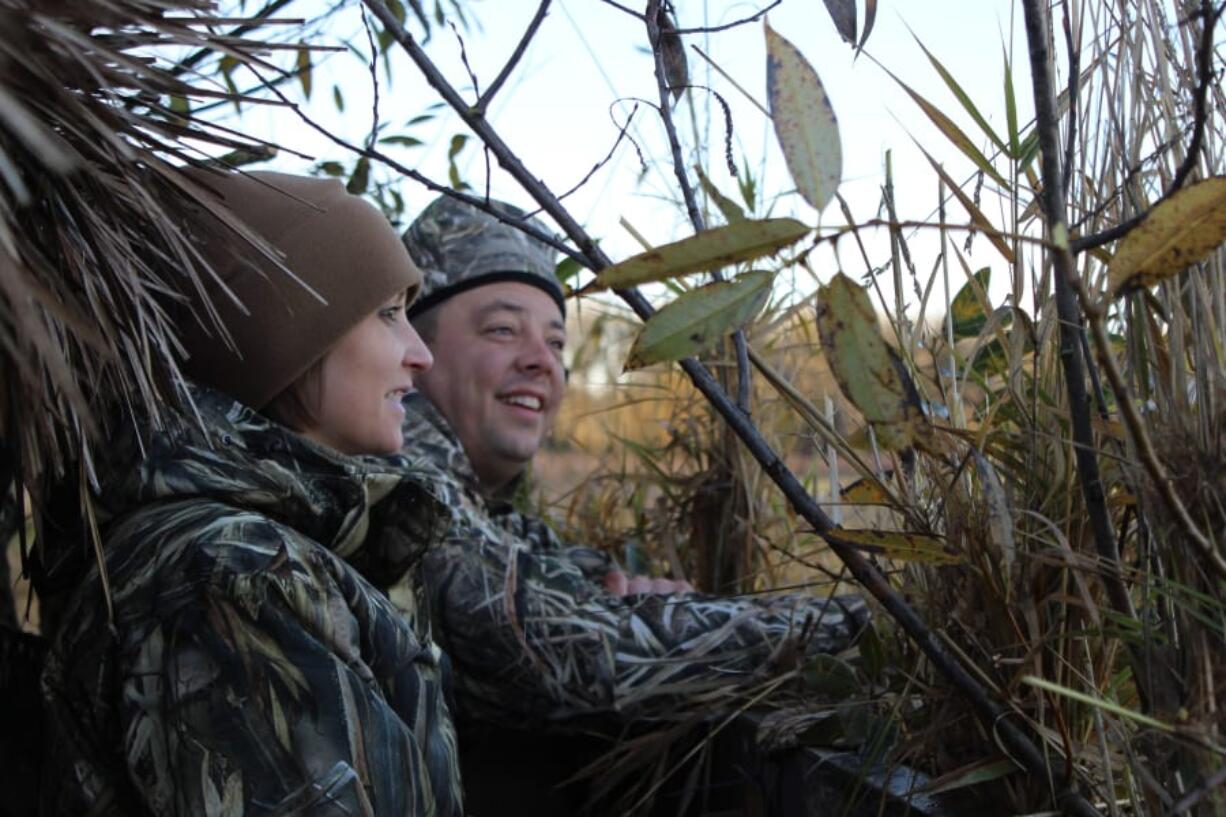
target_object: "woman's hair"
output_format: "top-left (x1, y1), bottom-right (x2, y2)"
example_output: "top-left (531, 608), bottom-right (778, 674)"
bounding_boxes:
top-left (262, 357), bottom-right (326, 433)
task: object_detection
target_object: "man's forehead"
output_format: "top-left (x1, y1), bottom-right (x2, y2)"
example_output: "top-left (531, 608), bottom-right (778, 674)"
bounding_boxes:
top-left (462, 284), bottom-right (565, 329)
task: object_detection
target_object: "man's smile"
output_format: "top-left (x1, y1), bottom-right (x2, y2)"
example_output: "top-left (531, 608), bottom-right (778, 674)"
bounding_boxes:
top-left (498, 390), bottom-right (545, 412)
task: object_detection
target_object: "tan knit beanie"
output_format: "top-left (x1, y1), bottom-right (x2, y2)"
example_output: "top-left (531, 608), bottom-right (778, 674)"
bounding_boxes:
top-left (175, 168), bottom-right (422, 410)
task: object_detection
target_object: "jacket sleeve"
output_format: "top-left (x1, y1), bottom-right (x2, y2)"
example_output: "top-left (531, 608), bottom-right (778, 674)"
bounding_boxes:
top-left (422, 525), bottom-right (868, 730)
top-left (56, 524), bottom-right (464, 817)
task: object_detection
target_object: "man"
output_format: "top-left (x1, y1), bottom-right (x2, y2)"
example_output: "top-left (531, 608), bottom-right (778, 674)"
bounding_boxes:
top-left (395, 195), bottom-right (867, 736)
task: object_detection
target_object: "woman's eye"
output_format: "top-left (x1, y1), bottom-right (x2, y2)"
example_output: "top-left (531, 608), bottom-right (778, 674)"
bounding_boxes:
top-left (381, 306), bottom-right (405, 321)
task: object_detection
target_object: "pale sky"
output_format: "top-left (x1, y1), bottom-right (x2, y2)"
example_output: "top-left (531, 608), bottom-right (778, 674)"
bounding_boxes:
top-left (222, 0), bottom-right (1032, 326)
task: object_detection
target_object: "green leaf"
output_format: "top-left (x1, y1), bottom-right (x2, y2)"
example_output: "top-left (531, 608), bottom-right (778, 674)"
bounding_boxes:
top-left (332, 84), bottom-right (345, 113)
top-left (378, 135), bottom-right (423, 147)
top-left (346, 156), bottom-right (370, 195)
top-left (1003, 49), bottom-right (1019, 158)
top-left (1108, 176), bottom-right (1226, 296)
top-left (592, 218), bottom-right (808, 291)
top-left (910, 33), bottom-right (1006, 154)
top-left (555, 256), bottom-right (586, 285)
top-left (832, 527), bottom-right (960, 565)
top-left (296, 48), bottom-right (312, 99)
top-left (694, 165), bottom-right (745, 224)
top-left (801, 654), bottom-right (860, 697)
top-left (169, 95), bottom-right (190, 116)
top-left (316, 161), bottom-right (345, 177)
top-left (447, 134), bottom-right (468, 191)
top-left (950, 267), bottom-right (991, 338)
top-left (765, 21), bottom-right (842, 213)
top-left (737, 161), bottom-right (758, 212)
top-left (887, 67), bottom-right (1009, 190)
top-left (623, 271), bottom-right (773, 371)
top-left (816, 273), bottom-right (930, 450)
top-left (1017, 131), bottom-right (1040, 173)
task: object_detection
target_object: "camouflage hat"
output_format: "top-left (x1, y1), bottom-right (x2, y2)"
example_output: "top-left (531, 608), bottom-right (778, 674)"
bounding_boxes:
top-left (402, 195), bottom-right (564, 318)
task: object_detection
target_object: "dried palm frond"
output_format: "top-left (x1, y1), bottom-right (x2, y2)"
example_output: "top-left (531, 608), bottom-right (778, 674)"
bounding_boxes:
top-left (0, 0), bottom-right (310, 486)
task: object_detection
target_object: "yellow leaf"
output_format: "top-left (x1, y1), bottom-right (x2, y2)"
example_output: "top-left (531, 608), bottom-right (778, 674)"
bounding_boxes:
top-left (590, 218), bottom-right (808, 291)
top-left (816, 273), bottom-right (929, 450)
top-left (832, 527), bottom-right (960, 565)
top-left (841, 477), bottom-right (890, 505)
top-left (1108, 177), bottom-right (1226, 296)
top-left (765, 21), bottom-right (842, 212)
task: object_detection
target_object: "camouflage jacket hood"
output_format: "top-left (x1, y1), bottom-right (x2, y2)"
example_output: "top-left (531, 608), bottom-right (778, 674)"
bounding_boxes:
top-left (41, 386), bottom-right (463, 817)
top-left (397, 394), bottom-right (868, 730)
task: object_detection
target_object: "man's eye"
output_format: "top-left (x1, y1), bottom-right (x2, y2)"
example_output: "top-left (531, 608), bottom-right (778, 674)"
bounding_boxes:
top-left (487, 325), bottom-right (514, 336)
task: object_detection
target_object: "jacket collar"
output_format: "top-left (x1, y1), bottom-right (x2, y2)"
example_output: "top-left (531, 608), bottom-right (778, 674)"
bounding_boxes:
top-left (401, 392), bottom-right (524, 506)
top-left (45, 385), bottom-right (449, 590)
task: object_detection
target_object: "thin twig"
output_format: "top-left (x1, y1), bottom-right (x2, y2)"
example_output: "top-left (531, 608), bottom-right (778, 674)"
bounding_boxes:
top-left (364, 3), bottom-right (1106, 813)
top-left (523, 103), bottom-right (641, 220)
top-left (477, 0), bottom-right (552, 111)
top-left (598, 0), bottom-right (781, 34)
top-left (359, 5), bottom-right (380, 149)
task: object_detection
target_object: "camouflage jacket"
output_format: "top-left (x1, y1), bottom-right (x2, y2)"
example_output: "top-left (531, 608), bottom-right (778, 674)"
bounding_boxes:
top-left (40, 387), bottom-right (463, 817)
top-left (396, 395), bottom-right (868, 730)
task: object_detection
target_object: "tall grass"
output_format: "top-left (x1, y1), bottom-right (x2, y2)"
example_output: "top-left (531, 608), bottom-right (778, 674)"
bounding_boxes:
top-left (536, 1), bottom-right (1225, 812)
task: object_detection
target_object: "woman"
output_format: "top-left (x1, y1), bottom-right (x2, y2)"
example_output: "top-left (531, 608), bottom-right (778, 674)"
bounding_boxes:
top-left (39, 170), bottom-right (462, 817)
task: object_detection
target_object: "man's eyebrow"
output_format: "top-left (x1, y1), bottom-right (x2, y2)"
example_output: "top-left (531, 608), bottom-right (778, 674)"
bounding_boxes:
top-left (474, 299), bottom-right (527, 319)
top-left (475, 299), bottom-right (565, 333)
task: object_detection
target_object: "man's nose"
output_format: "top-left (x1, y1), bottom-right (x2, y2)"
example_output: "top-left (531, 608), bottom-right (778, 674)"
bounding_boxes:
top-left (517, 334), bottom-right (559, 375)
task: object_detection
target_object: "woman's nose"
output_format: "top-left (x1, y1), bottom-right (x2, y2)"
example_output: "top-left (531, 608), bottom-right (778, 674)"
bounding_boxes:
top-left (403, 324), bottom-right (433, 373)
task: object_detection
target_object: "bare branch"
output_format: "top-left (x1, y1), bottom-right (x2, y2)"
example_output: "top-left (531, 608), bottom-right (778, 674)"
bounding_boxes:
top-left (645, 0), bottom-right (751, 412)
top-left (477, 0), bottom-right (552, 111)
top-left (1022, 0), bottom-right (1135, 623)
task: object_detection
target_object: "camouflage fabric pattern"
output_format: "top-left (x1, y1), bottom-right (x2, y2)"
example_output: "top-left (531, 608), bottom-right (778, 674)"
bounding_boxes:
top-left (40, 386), bottom-right (464, 817)
top-left (401, 195), bottom-right (564, 317)
top-left (393, 394), bottom-right (869, 729)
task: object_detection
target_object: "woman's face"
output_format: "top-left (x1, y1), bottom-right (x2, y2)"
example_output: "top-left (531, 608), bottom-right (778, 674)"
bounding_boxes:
top-left (304, 292), bottom-right (433, 455)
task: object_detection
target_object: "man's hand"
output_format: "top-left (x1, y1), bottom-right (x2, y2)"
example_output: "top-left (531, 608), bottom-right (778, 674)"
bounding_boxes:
top-left (603, 569), bottom-right (694, 597)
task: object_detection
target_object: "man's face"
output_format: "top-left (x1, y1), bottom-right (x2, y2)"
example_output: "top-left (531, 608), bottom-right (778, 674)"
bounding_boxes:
top-left (415, 281), bottom-right (566, 492)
